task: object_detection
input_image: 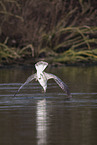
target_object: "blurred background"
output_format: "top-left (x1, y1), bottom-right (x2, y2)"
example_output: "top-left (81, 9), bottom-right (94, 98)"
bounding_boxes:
top-left (0, 0), bottom-right (97, 65)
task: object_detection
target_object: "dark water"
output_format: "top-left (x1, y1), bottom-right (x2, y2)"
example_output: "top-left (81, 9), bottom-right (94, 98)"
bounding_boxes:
top-left (0, 66), bottom-right (97, 145)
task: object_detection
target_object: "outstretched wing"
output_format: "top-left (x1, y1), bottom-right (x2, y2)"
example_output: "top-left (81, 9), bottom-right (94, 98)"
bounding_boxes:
top-left (44, 72), bottom-right (72, 97)
top-left (14, 73), bottom-right (37, 96)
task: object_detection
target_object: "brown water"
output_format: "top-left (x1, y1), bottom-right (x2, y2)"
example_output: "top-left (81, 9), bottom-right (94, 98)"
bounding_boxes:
top-left (0, 66), bottom-right (97, 145)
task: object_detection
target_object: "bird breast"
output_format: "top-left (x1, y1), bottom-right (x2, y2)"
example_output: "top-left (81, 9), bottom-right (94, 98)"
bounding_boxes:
top-left (37, 72), bottom-right (47, 87)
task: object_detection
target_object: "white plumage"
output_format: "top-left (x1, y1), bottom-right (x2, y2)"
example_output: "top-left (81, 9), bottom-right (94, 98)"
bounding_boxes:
top-left (14, 61), bottom-right (72, 97)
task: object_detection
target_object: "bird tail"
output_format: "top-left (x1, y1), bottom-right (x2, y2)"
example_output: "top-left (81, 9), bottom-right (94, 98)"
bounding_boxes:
top-left (35, 61), bottom-right (48, 72)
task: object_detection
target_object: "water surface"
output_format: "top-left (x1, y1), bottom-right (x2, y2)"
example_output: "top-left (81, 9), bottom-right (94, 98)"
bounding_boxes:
top-left (0, 66), bottom-right (97, 145)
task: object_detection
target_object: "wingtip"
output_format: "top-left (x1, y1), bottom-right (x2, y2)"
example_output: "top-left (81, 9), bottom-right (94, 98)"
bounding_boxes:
top-left (68, 94), bottom-right (72, 98)
top-left (14, 90), bottom-right (18, 97)
top-left (14, 92), bottom-right (17, 97)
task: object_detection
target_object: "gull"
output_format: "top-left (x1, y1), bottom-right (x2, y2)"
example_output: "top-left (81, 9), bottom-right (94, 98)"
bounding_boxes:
top-left (14, 61), bottom-right (72, 97)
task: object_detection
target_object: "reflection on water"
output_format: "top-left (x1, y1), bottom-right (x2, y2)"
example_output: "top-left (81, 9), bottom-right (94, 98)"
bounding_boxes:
top-left (36, 99), bottom-right (47, 145)
top-left (0, 66), bottom-right (97, 145)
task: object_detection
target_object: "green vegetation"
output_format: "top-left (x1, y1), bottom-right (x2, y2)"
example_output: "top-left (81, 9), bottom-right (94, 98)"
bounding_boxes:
top-left (0, 0), bottom-right (97, 65)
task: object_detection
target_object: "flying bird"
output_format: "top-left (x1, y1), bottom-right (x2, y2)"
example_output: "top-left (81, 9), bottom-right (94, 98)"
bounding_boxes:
top-left (14, 61), bottom-right (72, 97)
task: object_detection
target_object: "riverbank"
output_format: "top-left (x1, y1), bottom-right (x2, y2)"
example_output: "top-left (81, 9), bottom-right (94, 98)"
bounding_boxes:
top-left (0, 56), bottom-right (97, 68)
top-left (0, 1), bottom-right (97, 67)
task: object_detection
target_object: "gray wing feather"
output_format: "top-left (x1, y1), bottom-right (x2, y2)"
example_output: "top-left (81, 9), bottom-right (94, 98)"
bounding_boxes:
top-left (14, 73), bottom-right (37, 96)
top-left (44, 72), bottom-right (72, 97)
